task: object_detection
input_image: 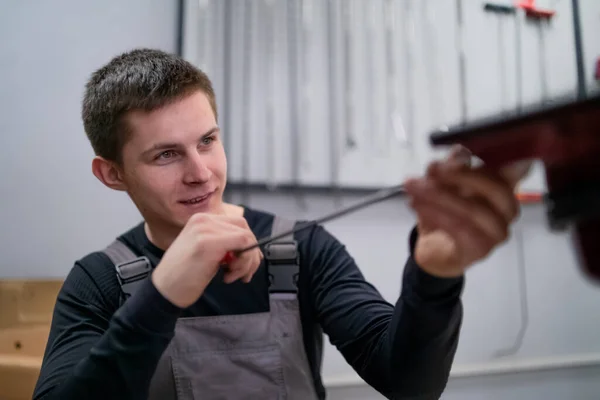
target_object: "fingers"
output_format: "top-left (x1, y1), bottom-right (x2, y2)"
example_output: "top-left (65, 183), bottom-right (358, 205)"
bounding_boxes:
top-left (405, 154), bottom-right (521, 267)
top-left (189, 213), bottom-right (251, 237)
top-left (242, 249), bottom-right (263, 283)
top-left (223, 249), bottom-right (263, 284)
top-left (210, 221), bottom-right (262, 284)
top-left (214, 214), bottom-right (252, 230)
top-left (410, 200), bottom-right (495, 266)
top-left (499, 160), bottom-right (534, 187)
top-left (431, 163), bottom-right (520, 224)
top-left (447, 144), bottom-right (472, 167)
top-left (222, 255), bottom-right (251, 283)
top-left (406, 178), bottom-right (509, 244)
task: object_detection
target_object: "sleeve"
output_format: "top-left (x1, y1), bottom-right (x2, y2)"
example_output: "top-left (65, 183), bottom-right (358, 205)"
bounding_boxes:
top-left (307, 225), bottom-right (464, 399)
top-left (33, 258), bottom-right (182, 400)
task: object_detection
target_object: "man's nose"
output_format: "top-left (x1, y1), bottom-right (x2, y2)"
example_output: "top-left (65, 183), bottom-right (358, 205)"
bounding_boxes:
top-left (183, 153), bottom-right (212, 184)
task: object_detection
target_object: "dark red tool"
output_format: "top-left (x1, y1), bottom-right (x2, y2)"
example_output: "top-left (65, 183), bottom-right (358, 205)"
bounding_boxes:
top-left (594, 57), bottom-right (600, 81)
top-left (430, 94), bottom-right (600, 283)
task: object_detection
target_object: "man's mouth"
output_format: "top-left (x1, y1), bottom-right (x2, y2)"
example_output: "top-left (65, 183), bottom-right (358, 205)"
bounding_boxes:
top-left (180, 192), bottom-right (213, 205)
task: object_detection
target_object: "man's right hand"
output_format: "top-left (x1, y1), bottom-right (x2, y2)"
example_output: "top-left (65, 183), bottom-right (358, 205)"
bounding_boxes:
top-left (151, 213), bottom-right (263, 308)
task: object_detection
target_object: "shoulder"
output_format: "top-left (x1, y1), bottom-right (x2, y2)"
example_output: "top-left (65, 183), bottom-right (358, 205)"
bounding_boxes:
top-left (51, 250), bottom-right (121, 319)
top-left (294, 223), bottom-right (348, 269)
top-left (242, 206), bottom-right (276, 237)
top-left (64, 224), bottom-right (146, 311)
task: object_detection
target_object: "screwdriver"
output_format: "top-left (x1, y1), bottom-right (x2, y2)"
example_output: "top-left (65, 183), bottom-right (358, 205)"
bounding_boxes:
top-left (220, 183), bottom-right (407, 264)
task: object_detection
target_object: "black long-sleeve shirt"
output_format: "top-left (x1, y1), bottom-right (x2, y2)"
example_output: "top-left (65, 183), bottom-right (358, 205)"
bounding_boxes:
top-left (33, 206), bottom-right (464, 400)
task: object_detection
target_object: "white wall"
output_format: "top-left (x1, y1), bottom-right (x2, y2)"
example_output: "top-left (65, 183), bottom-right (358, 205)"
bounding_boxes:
top-left (0, 0), bottom-right (178, 277)
top-left (1, 1), bottom-right (600, 399)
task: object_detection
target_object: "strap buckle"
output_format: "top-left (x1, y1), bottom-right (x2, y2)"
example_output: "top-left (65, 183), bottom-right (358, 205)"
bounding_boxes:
top-left (115, 256), bottom-right (152, 298)
top-left (265, 241), bottom-right (300, 293)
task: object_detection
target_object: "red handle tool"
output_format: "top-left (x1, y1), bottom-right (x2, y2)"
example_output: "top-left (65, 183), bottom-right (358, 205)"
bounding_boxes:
top-left (220, 252), bottom-right (237, 265)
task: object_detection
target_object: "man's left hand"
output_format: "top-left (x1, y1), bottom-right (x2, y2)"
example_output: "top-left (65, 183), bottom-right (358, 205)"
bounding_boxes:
top-left (404, 146), bottom-right (524, 278)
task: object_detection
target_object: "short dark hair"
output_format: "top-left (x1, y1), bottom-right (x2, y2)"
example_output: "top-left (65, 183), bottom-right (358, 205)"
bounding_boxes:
top-left (82, 48), bottom-right (217, 163)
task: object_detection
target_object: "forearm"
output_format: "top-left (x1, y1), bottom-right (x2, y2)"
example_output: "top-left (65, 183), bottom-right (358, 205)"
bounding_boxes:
top-left (384, 257), bottom-right (464, 398)
top-left (35, 278), bottom-right (181, 400)
top-left (307, 224), bottom-right (463, 398)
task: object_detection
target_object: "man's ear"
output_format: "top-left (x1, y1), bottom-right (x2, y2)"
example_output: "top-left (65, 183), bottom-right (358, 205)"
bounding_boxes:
top-left (91, 156), bottom-right (128, 191)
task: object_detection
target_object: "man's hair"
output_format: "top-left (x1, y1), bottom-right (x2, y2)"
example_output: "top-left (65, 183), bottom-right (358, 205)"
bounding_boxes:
top-left (82, 48), bottom-right (217, 163)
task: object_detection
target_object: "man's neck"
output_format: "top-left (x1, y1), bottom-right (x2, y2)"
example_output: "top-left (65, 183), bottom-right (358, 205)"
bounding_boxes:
top-left (144, 222), bottom-right (179, 251)
top-left (144, 203), bottom-right (246, 251)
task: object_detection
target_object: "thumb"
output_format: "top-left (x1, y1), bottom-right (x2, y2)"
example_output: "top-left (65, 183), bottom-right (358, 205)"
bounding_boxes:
top-left (499, 160), bottom-right (534, 189)
top-left (448, 145), bottom-right (472, 167)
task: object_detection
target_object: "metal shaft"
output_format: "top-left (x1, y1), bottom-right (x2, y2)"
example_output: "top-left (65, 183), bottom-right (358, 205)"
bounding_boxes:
top-left (236, 184), bottom-right (407, 254)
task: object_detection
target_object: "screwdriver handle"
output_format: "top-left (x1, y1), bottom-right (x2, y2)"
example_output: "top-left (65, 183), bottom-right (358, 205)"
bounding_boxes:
top-left (220, 251), bottom-right (237, 265)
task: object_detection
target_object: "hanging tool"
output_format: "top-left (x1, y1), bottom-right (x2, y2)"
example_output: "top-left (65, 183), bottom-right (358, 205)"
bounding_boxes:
top-left (288, 0), bottom-right (307, 210)
top-left (594, 57), bottom-right (600, 81)
top-left (240, 0), bottom-right (253, 205)
top-left (384, 0), bottom-right (402, 151)
top-left (483, 3), bottom-right (516, 114)
top-left (221, 183), bottom-right (407, 264)
top-left (342, 0), bottom-right (357, 152)
top-left (300, 0), bottom-right (312, 174)
top-left (221, 0), bottom-right (233, 203)
top-left (483, 3), bottom-right (515, 14)
top-left (571, 0), bottom-right (587, 99)
top-left (326, 0), bottom-right (341, 206)
top-left (401, 0), bottom-right (415, 147)
top-left (423, 0), bottom-right (443, 128)
top-left (365, 1), bottom-right (379, 158)
top-left (264, 0), bottom-right (277, 191)
top-left (516, 0), bottom-right (556, 106)
top-left (196, 0), bottom-right (211, 73)
top-left (493, 227), bottom-right (530, 358)
top-left (517, 0), bottom-right (556, 19)
top-left (514, 3), bottom-right (523, 113)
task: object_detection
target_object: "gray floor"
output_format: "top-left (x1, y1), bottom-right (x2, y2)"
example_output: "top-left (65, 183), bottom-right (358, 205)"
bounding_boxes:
top-left (325, 365), bottom-right (600, 400)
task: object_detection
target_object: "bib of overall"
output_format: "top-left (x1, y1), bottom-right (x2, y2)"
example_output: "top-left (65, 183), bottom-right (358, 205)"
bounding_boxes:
top-left (103, 216), bottom-right (320, 400)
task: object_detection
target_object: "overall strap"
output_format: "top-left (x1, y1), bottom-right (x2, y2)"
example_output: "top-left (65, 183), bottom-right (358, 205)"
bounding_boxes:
top-left (265, 216), bottom-right (300, 294)
top-left (104, 215), bottom-right (300, 301)
top-left (103, 240), bottom-right (152, 301)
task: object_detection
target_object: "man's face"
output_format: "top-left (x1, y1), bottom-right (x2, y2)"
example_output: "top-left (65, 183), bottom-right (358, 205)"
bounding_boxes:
top-left (119, 90), bottom-right (227, 231)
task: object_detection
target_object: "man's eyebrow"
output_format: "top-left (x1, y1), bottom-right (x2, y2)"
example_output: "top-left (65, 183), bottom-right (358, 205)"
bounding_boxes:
top-left (201, 126), bottom-right (220, 139)
top-left (142, 127), bottom-right (220, 157)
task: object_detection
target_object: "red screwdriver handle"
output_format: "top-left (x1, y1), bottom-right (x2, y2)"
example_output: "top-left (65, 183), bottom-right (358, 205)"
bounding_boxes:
top-left (220, 251), bottom-right (236, 265)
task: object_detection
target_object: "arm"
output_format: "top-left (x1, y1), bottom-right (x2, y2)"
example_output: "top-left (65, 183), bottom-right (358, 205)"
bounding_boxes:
top-left (33, 257), bottom-right (182, 400)
top-left (34, 213), bottom-right (262, 400)
top-left (308, 225), bottom-right (463, 399)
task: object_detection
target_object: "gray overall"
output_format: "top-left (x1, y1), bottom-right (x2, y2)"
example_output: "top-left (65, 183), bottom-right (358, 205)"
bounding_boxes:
top-left (103, 216), bottom-right (320, 400)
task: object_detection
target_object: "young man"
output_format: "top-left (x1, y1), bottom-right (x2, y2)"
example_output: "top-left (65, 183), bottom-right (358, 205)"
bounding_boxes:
top-left (33, 49), bottom-right (520, 400)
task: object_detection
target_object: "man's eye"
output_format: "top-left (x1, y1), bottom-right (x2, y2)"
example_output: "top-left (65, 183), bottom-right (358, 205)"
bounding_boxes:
top-left (157, 150), bottom-right (176, 159)
top-left (201, 136), bottom-right (215, 146)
